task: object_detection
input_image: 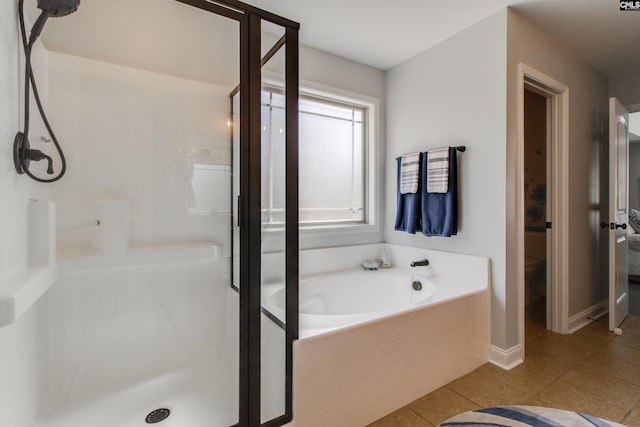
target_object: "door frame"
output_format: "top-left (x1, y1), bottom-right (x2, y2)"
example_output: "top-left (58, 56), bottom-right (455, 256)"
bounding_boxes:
top-left (517, 64), bottom-right (570, 351)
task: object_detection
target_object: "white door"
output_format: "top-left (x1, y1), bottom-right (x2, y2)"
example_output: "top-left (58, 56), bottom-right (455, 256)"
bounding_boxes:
top-left (609, 97), bottom-right (630, 331)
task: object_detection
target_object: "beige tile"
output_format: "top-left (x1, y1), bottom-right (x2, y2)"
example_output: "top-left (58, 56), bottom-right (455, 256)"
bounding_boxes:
top-left (558, 364), bottom-right (640, 409)
top-left (447, 370), bottom-right (533, 407)
top-left (525, 333), bottom-right (597, 364)
top-left (611, 326), bottom-right (640, 351)
top-left (623, 404), bottom-right (640, 427)
top-left (533, 380), bottom-right (630, 422)
top-left (478, 362), bottom-right (555, 395)
top-left (520, 345), bottom-right (576, 378)
top-left (573, 319), bottom-right (614, 344)
top-left (367, 407), bottom-right (433, 427)
top-left (622, 314), bottom-right (640, 330)
top-left (598, 342), bottom-right (640, 366)
top-left (581, 350), bottom-right (640, 386)
top-left (409, 387), bottom-right (479, 426)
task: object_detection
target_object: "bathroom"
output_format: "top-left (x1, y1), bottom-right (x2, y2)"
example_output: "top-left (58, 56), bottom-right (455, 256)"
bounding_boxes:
top-left (1, 1), bottom-right (638, 426)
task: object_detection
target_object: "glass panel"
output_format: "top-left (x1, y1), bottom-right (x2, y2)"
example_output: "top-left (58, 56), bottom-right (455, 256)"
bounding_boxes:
top-left (299, 100), bottom-right (365, 224)
top-left (617, 121), bottom-right (628, 211)
top-left (43, 2), bottom-right (239, 426)
top-left (260, 26), bottom-right (287, 424)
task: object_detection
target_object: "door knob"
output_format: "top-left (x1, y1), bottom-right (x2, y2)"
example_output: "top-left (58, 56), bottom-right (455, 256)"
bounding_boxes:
top-left (600, 222), bottom-right (609, 229)
top-left (615, 223), bottom-right (627, 230)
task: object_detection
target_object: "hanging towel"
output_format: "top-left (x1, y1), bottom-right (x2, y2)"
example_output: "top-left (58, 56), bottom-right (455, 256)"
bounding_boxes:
top-left (400, 152), bottom-right (421, 194)
top-left (421, 147), bottom-right (457, 237)
top-left (426, 147), bottom-right (450, 193)
top-left (395, 155), bottom-right (422, 234)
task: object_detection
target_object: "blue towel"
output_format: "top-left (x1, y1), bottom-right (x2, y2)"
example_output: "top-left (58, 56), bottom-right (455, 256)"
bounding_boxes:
top-left (421, 147), bottom-right (457, 237)
top-left (394, 155), bottom-right (422, 233)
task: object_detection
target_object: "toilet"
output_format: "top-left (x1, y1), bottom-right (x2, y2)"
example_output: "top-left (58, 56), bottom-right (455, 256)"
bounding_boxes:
top-left (525, 257), bottom-right (544, 305)
top-left (525, 231), bottom-right (546, 306)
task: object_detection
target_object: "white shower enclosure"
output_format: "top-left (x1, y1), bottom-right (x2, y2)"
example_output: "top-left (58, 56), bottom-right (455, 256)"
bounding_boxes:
top-left (0, 1), bottom-right (299, 426)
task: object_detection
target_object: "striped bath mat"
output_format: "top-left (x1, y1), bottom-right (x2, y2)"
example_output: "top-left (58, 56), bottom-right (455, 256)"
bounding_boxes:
top-left (438, 406), bottom-right (627, 427)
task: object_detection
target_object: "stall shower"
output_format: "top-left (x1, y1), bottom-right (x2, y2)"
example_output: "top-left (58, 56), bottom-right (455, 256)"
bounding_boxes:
top-left (1, 0), bottom-right (299, 426)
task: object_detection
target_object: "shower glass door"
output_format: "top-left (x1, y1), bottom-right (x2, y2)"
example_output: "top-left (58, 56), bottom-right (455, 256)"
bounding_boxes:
top-left (231, 15), bottom-right (299, 427)
top-left (33, 0), bottom-right (297, 425)
top-left (44, 1), bottom-right (242, 426)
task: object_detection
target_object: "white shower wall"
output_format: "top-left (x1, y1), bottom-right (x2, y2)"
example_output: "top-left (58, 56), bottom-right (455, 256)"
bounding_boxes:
top-left (41, 50), bottom-right (237, 415)
top-left (47, 51), bottom-right (232, 254)
top-left (0, 3), bottom-right (52, 425)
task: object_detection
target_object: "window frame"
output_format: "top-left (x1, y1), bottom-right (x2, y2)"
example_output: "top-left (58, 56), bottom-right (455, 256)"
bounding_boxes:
top-left (260, 76), bottom-right (382, 250)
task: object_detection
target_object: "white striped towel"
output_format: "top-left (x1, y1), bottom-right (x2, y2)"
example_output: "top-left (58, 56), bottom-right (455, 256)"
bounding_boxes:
top-left (400, 152), bottom-right (421, 194)
top-left (426, 147), bottom-right (450, 193)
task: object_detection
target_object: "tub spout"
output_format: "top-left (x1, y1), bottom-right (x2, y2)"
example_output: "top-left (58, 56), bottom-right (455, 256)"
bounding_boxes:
top-left (410, 259), bottom-right (429, 267)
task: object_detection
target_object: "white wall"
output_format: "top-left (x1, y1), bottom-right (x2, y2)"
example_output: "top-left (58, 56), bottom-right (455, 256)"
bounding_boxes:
top-left (385, 11), bottom-right (508, 347)
top-left (507, 9), bottom-right (609, 341)
top-left (610, 73), bottom-right (640, 107)
top-left (0, 1), bottom-right (50, 425)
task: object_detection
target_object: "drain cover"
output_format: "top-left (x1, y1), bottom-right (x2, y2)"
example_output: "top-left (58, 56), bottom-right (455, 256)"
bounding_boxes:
top-left (145, 408), bottom-right (171, 424)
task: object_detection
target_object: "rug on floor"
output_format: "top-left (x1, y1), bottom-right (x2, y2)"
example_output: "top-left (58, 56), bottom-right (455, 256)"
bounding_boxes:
top-left (438, 405), bottom-right (627, 427)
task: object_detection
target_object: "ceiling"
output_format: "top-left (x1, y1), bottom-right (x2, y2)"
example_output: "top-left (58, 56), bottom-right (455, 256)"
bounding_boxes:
top-left (241, 0), bottom-right (640, 77)
top-left (27, 0), bottom-right (640, 85)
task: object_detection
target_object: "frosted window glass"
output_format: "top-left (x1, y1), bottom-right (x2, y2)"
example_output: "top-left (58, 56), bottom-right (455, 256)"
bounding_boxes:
top-left (261, 89), bottom-right (366, 225)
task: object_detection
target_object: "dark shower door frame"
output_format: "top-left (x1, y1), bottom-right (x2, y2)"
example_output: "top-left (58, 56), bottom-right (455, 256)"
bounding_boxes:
top-left (175, 1), bottom-right (299, 426)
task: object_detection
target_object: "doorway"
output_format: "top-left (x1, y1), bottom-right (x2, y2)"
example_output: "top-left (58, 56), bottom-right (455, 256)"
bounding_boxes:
top-left (517, 64), bottom-right (570, 360)
top-left (524, 88), bottom-right (550, 333)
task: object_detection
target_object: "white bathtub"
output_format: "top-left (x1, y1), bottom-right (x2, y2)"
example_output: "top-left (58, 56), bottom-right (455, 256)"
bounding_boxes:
top-left (274, 244), bottom-right (491, 427)
top-left (264, 268), bottom-right (488, 338)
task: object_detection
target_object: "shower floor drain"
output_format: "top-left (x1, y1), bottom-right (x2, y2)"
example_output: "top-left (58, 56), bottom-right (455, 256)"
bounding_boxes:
top-left (145, 408), bottom-right (171, 424)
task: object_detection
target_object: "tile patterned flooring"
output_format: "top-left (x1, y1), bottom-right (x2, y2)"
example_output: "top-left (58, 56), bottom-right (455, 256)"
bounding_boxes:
top-left (369, 306), bottom-right (640, 427)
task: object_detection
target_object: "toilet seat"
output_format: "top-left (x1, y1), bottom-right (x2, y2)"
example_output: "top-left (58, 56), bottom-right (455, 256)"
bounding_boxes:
top-left (525, 256), bottom-right (542, 272)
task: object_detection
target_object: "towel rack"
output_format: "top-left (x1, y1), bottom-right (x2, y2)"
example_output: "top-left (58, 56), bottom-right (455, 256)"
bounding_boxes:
top-left (396, 146), bottom-right (466, 161)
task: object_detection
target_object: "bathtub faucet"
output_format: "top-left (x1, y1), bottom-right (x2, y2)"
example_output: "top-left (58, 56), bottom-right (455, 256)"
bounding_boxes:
top-left (410, 259), bottom-right (429, 267)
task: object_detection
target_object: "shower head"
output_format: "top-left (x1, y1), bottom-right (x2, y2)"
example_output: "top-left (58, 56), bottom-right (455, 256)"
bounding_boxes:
top-left (37, 0), bottom-right (80, 17)
top-left (29, 0), bottom-right (80, 42)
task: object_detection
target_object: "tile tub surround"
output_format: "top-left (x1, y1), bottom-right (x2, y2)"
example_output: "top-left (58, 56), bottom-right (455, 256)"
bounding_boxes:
top-left (284, 244), bottom-right (490, 426)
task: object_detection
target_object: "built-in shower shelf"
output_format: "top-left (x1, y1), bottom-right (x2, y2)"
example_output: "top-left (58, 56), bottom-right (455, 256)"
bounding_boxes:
top-left (58, 241), bottom-right (222, 271)
top-left (0, 265), bottom-right (58, 328)
top-left (0, 199), bottom-right (57, 328)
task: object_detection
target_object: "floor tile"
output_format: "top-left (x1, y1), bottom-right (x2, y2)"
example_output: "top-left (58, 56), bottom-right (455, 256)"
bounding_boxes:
top-left (408, 387), bottom-right (478, 426)
top-left (367, 407), bottom-right (433, 427)
top-left (520, 344), bottom-right (576, 378)
top-left (612, 326), bottom-right (640, 351)
top-left (598, 342), bottom-right (640, 366)
top-left (532, 380), bottom-right (630, 422)
top-left (622, 314), bottom-right (640, 330)
top-left (478, 362), bottom-right (555, 395)
top-left (623, 404), bottom-right (640, 427)
top-left (525, 332), bottom-right (600, 364)
top-left (581, 350), bottom-right (640, 386)
top-left (573, 319), bottom-right (614, 343)
top-left (447, 370), bottom-right (533, 407)
top-left (558, 364), bottom-right (640, 409)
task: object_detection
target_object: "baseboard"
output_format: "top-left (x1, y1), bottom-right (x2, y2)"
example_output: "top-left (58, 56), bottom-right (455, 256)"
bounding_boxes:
top-left (488, 344), bottom-right (523, 370)
top-left (568, 300), bottom-right (608, 333)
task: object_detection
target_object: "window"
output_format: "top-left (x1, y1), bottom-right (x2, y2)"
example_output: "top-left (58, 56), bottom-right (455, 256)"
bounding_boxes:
top-left (261, 86), bottom-right (374, 229)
